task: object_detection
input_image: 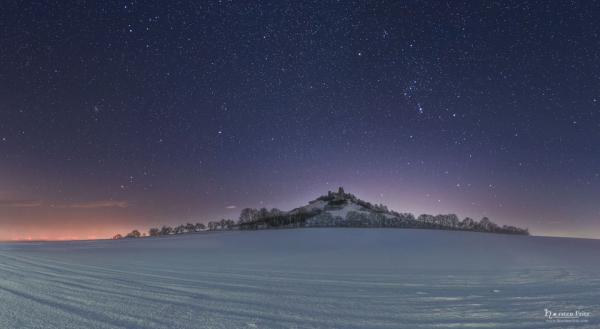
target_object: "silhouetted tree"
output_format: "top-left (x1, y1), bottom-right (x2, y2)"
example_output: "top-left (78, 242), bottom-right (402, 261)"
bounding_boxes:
top-left (239, 208), bottom-right (259, 224)
top-left (224, 219), bottom-right (235, 229)
top-left (461, 217), bottom-right (475, 230)
top-left (478, 217), bottom-right (493, 232)
top-left (160, 226), bottom-right (173, 235)
top-left (125, 230), bottom-right (141, 238)
top-left (194, 223), bottom-right (206, 231)
top-left (174, 225), bottom-right (186, 234)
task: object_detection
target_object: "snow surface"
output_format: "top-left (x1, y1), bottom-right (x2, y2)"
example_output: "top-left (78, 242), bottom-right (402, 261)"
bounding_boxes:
top-left (1, 229), bottom-right (599, 329)
top-left (303, 200), bottom-right (328, 211)
top-left (325, 203), bottom-right (368, 219)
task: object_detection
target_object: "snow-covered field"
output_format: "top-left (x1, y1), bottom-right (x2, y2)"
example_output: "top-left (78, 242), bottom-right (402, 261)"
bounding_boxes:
top-left (1, 229), bottom-right (599, 329)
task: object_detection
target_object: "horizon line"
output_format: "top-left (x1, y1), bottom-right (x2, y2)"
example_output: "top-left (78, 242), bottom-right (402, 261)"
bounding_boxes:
top-left (1, 230), bottom-right (598, 243)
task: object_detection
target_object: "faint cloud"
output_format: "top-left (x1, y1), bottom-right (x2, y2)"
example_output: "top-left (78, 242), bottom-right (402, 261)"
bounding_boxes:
top-left (53, 201), bottom-right (129, 209)
top-left (0, 199), bottom-right (43, 208)
top-left (226, 205), bottom-right (237, 209)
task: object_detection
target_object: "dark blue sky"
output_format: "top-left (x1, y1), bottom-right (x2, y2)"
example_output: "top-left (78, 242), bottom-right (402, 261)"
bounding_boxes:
top-left (1, 1), bottom-right (599, 239)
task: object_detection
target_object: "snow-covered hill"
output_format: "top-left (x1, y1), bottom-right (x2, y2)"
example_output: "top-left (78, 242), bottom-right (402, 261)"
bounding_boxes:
top-left (240, 187), bottom-right (529, 235)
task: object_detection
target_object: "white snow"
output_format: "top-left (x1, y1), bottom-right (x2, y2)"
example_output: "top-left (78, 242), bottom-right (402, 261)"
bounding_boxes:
top-left (1, 229), bottom-right (599, 328)
top-left (326, 203), bottom-right (369, 219)
top-left (295, 200), bottom-right (328, 213)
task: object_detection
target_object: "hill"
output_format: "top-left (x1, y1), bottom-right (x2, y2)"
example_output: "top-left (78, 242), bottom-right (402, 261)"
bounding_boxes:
top-left (237, 187), bottom-right (529, 235)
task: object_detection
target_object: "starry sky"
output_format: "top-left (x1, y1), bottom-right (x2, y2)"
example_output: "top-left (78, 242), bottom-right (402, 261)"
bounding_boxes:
top-left (1, 1), bottom-right (599, 240)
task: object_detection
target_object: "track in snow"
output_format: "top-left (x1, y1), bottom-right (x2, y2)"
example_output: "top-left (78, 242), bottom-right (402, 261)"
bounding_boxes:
top-left (1, 229), bottom-right (599, 328)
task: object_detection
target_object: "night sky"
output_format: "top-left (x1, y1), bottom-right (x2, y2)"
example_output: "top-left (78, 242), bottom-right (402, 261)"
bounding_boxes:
top-left (1, 1), bottom-right (599, 240)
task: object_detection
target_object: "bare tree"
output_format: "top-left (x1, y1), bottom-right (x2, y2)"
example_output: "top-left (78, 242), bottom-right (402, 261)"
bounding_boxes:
top-left (239, 208), bottom-right (259, 224)
top-left (160, 226), bottom-right (173, 235)
top-left (125, 230), bottom-right (141, 238)
top-left (185, 223), bottom-right (195, 232)
top-left (194, 223), bottom-right (206, 232)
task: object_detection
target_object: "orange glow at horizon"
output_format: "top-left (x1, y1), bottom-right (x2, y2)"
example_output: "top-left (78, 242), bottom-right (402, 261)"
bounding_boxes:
top-left (9, 231), bottom-right (114, 242)
top-left (1, 219), bottom-right (143, 242)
